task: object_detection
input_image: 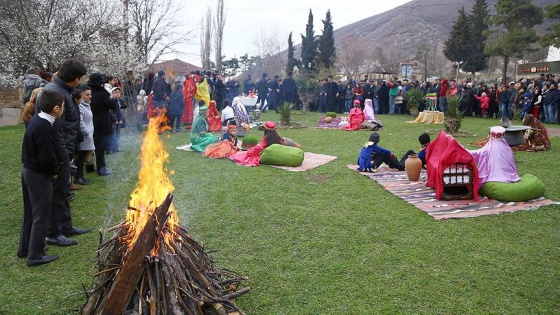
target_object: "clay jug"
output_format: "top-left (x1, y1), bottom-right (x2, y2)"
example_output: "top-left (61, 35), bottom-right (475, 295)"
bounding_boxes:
top-left (405, 154), bottom-right (422, 181)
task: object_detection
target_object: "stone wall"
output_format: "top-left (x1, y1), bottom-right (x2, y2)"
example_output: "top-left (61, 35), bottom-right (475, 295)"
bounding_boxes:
top-left (0, 87), bottom-right (23, 127)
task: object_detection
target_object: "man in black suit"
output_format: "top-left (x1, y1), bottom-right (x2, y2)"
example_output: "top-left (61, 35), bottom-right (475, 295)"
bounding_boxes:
top-left (256, 73), bottom-right (268, 111)
top-left (38, 59), bottom-right (91, 247)
top-left (18, 90), bottom-right (64, 266)
top-left (281, 71), bottom-right (298, 107)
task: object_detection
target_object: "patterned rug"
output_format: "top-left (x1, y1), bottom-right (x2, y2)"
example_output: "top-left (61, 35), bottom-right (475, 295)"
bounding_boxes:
top-left (347, 164), bottom-right (558, 220)
top-left (315, 116), bottom-right (344, 129)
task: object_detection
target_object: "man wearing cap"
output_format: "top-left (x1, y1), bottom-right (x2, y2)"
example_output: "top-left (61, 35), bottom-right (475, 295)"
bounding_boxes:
top-left (152, 70), bottom-right (169, 109)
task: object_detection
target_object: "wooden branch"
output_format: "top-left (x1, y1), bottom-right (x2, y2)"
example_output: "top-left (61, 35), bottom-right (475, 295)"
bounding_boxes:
top-left (98, 194), bottom-right (174, 315)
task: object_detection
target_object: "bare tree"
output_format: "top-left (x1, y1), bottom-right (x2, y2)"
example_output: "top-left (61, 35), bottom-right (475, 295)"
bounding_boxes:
top-left (200, 7), bottom-right (212, 70)
top-left (213, 0), bottom-right (226, 72)
top-left (129, 0), bottom-right (193, 69)
top-left (249, 26), bottom-right (287, 76)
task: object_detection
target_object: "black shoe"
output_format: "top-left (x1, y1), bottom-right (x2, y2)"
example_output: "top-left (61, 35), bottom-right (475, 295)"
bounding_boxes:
top-left (19, 245), bottom-right (49, 258)
top-left (46, 235), bottom-right (78, 246)
top-left (75, 177), bottom-right (89, 185)
top-left (27, 255), bottom-right (59, 267)
top-left (85, 165), bottom-right (96, 173)
top-left (97, 167), bottom-right (112, 176)
top-left (63, 226), bottom-right (92, 237)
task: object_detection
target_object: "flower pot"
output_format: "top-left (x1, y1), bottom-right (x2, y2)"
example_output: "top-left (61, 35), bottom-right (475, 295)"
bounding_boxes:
top-left (409, 106), bottom-right (419, 117)
top-left (405, 154), bottom-right (422, 181)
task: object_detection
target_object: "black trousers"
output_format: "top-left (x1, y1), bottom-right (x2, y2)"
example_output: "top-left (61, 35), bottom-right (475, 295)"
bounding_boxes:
top-left (47, 160), bottom-right (73, 237)
top-left (18, 168), bottom-right (53, 259)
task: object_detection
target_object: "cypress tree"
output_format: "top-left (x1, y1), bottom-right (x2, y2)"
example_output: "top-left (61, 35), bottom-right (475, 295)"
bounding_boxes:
top-left (301, 9), bottom-right (318, 73)
top-left (443, 7), bottom-right (471, 66)
top-left (286, 32), bottom-right (298, 74)
top-left (463, 0), bottom-right (489, 75)
top-left (318, 10), bottom-right (336, 69)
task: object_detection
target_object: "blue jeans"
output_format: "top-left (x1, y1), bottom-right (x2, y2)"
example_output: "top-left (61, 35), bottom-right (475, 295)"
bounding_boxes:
top-left (373, 98), bottom-right (379, 114)
top-left (544, 104), bottom-right (556, 123)
top-left (344, 99), bottom-right (352, 113)
top-left (389, 95), bottom-right (396, 114)
top-left (499, 102), bottom-right (508, 119)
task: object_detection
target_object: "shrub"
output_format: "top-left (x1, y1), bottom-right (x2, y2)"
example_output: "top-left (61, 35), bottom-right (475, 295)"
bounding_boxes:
top-left (279, 102), bottom-right (292, 125)
top-left (241, 133), bottom-right (259, 145)
top-left (326, 111), bottom-right (337, 118)
top-left (444, 95), bottom-right (464, 133)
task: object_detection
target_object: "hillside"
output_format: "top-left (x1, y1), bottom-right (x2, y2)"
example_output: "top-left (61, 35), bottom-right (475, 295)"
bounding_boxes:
top-left (334, 0), bottom-right (554, 56)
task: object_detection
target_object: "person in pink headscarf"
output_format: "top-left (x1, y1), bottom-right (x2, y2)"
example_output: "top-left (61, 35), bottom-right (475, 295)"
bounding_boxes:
top-left (468, 126), bottom-right (521, 188)
top-left (363, 98), bottom-right (375, 120)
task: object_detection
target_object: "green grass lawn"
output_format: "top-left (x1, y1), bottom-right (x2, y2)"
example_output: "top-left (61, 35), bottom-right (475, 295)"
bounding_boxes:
top-left (1, 112), bottom-right (559, 314)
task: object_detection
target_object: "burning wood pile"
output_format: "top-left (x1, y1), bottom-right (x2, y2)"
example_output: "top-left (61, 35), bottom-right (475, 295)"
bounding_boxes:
top-left (81, 114), bottom-right (249, 314)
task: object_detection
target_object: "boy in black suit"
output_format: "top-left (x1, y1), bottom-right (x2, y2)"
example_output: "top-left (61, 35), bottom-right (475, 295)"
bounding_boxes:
top-left (18, 90), bottom-right (64, 267)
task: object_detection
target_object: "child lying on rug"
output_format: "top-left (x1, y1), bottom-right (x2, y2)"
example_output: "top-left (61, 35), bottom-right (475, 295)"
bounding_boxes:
top-left (231, 121), bottom-right (302, 166)
top-left (357, 132), bottom-right (404, 172)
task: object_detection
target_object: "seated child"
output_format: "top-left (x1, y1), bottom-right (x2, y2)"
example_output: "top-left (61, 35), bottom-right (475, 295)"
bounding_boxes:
top-left (203, 122), bottom-right (240, 158)
top-left (400, 133), bottom-right (431, 168)
top-left (343, 99), bottom-right (365, 131)
top-left (357, 132), bottom-right (404, 172)
top-left (190, 102), bottom-right (219, 152)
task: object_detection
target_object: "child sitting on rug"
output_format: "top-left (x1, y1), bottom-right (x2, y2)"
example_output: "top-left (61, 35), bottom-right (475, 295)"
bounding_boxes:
top-left (203, 122), bottom-right (240, 158)
top-left (357, 132), bottom-right (404, 172)
top-left (400, 133), bottom-right (431, 168)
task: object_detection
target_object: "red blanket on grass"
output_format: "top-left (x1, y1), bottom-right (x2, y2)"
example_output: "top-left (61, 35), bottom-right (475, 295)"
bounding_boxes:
top-left (425, 130), bottom-right (480, 201)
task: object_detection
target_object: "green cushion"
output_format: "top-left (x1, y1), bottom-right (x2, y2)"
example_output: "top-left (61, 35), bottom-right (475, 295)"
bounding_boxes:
top-left (479, 174), bottom-right (545, 202)
top-left (260, 144), bottom-right (304, 167)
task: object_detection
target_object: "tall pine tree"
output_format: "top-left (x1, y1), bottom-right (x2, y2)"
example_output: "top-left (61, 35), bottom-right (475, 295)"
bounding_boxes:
top-left (286, 32), bottom-right (298, 74)
top-left (540, 4), bottom-right (560, 48)
top-left (463, 0), bottom-right (489, 75)
top-left (485, 0), bottom-right (543, 85)
top-left (443, 7), bottom-right (471, 66)
top-left (301, 9), bottom-right (318, 73)
top-left (318, 10), bottom-right (336, 69)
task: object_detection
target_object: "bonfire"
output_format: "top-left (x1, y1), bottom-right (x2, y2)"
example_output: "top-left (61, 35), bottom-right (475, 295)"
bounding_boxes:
top-left (81, 113), bottom-right (249, 314)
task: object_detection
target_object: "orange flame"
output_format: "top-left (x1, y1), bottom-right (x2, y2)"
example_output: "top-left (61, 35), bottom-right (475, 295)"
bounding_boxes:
top-left (122, 112), bottom-right (179, 255)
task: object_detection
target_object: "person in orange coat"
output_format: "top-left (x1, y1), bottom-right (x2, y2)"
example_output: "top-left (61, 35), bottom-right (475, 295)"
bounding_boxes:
top-left (207, 100), bottom-right (222, 132)
top-left (343, 99), bottom-right (365, 130)
top-left (181, 72), bottom-right (197, 129)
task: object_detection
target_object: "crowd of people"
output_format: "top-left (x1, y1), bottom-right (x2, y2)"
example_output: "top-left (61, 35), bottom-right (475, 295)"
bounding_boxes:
top-left (310, 73), bottom-right (559, 125)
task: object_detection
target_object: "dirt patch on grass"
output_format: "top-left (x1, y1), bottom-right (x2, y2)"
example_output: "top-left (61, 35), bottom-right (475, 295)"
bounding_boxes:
top-left (305, 174), bottom-right (332, 183)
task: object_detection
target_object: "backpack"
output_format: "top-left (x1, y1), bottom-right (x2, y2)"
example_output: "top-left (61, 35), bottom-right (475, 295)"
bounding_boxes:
top-left (22, 76), bottom-right (41, 104)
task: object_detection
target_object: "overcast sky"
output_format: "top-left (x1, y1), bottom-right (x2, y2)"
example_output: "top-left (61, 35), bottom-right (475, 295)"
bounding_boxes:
top-left (177, 0), bottom-right (413, 66)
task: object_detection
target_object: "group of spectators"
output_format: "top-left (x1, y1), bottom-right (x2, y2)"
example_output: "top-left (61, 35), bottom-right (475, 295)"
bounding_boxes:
top-left (311, 73), bottom-right (559, 124)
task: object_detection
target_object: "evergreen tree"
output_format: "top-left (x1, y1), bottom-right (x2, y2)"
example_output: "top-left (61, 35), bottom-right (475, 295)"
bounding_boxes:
top-left (301, 9), bottom-right (318, 73)
top-left (540, 4), bottom-right (560, 49)
top-left (443, 7), bottom-right (471, 65)
top-left (485, 0), bottom-right (543, 85)
top-left (463, 0), bottom-right (489, 75)
top-left (318, 10), bottom-right (336, 69)
top-left (286, 32), bottom-right (298, 74)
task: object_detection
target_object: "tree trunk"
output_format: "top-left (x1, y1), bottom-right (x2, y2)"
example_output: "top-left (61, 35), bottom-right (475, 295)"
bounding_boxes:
top-left (501, 56), bottom-right (509, 86)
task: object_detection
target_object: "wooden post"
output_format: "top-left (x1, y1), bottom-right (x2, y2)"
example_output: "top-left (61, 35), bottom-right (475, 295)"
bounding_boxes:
top-left (98, 194), bottom-right (173, 315)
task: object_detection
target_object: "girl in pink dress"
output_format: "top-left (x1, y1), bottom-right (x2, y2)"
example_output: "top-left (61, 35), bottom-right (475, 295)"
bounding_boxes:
top-left (343, 99), bottom-right (365, 131)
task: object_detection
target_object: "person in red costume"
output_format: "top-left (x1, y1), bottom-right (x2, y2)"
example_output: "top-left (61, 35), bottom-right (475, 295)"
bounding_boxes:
top-left (343, 99), bottom-right (365, 130)
top-left (230, 121), bottom-right (282, 166)
top-left (207, 100), bottom-right (222, 132)
top-left (181, 72), bottom-right (197, 129)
